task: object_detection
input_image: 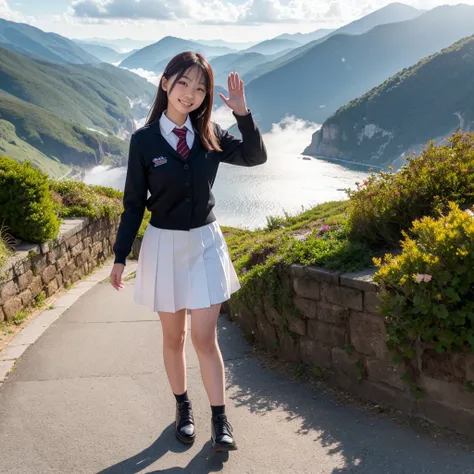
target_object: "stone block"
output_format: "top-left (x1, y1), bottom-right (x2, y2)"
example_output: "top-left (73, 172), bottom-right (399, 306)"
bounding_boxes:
top-left (83, 236), bottom-right (93, 250)
top-left (56, 273), bottom-right (64, 288)
top-left (421, 348), bottom-right (465, 382)
top-left (42, 265), bottom-right (57, 285)
top-left (263, 299), bottom-right (281, 326)
top-left (293, 296), bottom-right (318, 319)
top-left (349, 311), bottom-right (388, 359)
top-left (299, 338), bottom-right (331, 369)
top-left (18, 289), bottom-right (33, 306)
top-left (277, 332), bottom-right (301, 363)
top-left (366, 357), bottom-right (406, 390)
top-left (416, 398), bottom-right (474, 439)
top-left (308, 320), bottom-right (347, 347)
top-left (56, 254), bottom-right (69, 271)
top-left (0, 306), bottom-right (5, 322)
top-left (321, 283), bottom-right (363, 311)
top-left (305, 266), bottom-right (340, 285)
top-left (71, 241), bottom-right (84, 258)
top-left (18, 270), bottom-right (33, 291)
top-left (62, 261), bottom-right (76, 282)
top-left (466, 354), bottom-right (474, 381)
top-left (28, 276), bottom-right (43, 298)
top-left (256, 314), bottom-right (278, 353)
top-left (331, 347), bottom-right (362, 380)
top-left (290, 264), bottom-right (307, 278)
top-left (3, 297), bottom-right (22, 320)
top-left (81, 248), bottom-right (91, 263)
top-left (293, 277), bottom-right (321, 301)
top-left (31, 254), bottom-right (48, 274)
top-left (0, 280), bottom-right (18, 305)
top-left (340, 269), bottom-right (378, 292)
top-left (287, 315), bottom-right (306, 336)
top-left (314, 301), bottom-right (349, 325)
top-left (47, 278), bottom-right (59, 297)
top-left (66, 233), bottom-right (79, 250)
top-left (364, 291), bottom-right (382, 315)
top-left (12, 259), bottom-right (25, 277)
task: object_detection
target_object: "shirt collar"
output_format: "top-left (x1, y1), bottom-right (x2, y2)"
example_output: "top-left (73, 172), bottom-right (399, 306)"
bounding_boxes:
top-left (159, 111), bottom-right (194, 136)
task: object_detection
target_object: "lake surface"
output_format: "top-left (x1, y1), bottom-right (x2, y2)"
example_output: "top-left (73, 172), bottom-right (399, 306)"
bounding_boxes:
top-left (84, 117), bottom-right (369, 230)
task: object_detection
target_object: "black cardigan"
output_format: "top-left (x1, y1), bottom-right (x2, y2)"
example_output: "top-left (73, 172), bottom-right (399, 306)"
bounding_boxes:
top-left (113, 111), bottom-right (267, 265)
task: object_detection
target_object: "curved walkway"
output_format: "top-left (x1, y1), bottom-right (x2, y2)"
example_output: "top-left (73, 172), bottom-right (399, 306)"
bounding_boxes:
top-left (0, 271), bottom-right (473, 473)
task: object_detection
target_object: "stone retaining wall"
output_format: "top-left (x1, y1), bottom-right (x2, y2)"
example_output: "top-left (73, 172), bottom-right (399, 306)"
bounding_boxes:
top-left (224, 263), bottom-right (474, 438)
top-left (0, 217), bottom-right (119, 321)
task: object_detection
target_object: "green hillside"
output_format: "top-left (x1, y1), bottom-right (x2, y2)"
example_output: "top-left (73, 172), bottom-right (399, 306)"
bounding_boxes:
top-left (0, 120), bottom-right (71, 178)
top-left (303, 35), bottom-right (474, 167)
top-left (0, 48), bottom-right (155, 137)
top-left (0, 18), bottom-right (99, 64)
top-left (0, 92), bottom-right (127, 170)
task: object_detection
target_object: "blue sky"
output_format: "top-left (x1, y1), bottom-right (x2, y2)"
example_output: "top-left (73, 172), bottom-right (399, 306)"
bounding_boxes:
top-left (2, 0), bottom-right (474, 43)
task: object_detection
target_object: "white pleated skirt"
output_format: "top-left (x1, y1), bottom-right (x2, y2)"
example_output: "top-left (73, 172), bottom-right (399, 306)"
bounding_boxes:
top-left (134, 221), bottom-right (241, 313)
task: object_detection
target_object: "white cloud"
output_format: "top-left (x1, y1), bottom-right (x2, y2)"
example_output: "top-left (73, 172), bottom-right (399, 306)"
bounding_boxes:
top-left (0, 0), bottom-right (26, 21)
top-left (69, 0), bottom-right (389, 25)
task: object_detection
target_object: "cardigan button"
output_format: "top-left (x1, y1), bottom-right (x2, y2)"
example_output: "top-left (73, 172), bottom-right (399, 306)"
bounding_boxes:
top-left (184, 164), bottom-right (189, 170)
top-left (185, 197), bottom-right (191, 203)
top-left (185, 182), bottom-right (190, 187)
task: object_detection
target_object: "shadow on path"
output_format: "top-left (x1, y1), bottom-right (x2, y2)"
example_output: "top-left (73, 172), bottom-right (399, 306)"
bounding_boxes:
top-left (97, 423), bottom-right (229, 474)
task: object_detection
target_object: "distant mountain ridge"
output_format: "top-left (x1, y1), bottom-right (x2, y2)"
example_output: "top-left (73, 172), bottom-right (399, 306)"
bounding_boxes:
top-left (74, 42), bottom-right (136, 64)
top-left (0, 18), bottom-right (99, 64)
top-left (274, 29), bottom-right (335, 44)
top-left (241, 2), bottom-right (422, 86)
top-left (120, 36), bottom-right (236, 71)
top-left (243, 4), bottom-right (474, 131)
top-left (303, 35), bottom-right (474, 168)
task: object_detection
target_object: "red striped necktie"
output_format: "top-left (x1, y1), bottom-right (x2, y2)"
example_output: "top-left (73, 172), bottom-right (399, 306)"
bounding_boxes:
top-left (172, 127), bottom-right (190, 159)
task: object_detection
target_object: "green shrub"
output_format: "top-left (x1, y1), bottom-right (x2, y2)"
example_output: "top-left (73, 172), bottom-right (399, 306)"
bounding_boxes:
top-left (373, 202), bottom-right (474, 357)
top-left (0, 156), bottom-right (60, 242)
top-left (347, 132), bottom-right (474, 248)
top-left (51, 180), bottom-right (122, 220)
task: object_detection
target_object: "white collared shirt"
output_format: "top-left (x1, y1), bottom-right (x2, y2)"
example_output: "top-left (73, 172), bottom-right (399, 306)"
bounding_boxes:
top-left (159, 111), bottom-right (195, 151)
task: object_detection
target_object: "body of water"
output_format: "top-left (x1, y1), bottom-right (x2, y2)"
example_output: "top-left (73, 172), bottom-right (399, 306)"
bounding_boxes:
top-left (84, 117), bottom-right (369, 230)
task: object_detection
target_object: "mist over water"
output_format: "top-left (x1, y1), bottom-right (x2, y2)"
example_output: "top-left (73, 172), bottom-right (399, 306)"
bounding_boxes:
top-left (84, 113), bottom-right (368, 230)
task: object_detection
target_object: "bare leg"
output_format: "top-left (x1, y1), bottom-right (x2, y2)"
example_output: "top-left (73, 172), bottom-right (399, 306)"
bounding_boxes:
top-left (190, 304), bottom-right (224, 406)
top-left (158, 309), bottom-right (187, 395)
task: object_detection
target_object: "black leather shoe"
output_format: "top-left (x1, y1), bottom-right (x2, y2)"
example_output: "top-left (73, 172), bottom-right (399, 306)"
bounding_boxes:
top-left (211, 414), bottom-right (237, 452)
top-left (175, 400), bottom-right (195, 444)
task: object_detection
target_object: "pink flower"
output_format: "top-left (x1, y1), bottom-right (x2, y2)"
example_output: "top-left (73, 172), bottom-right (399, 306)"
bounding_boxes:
top-left (413, 273), bottom-right (432, 283)
top-left (320, 225), bottom-right (331, 233)
top-left (242, 268), bottom-right (248, 275)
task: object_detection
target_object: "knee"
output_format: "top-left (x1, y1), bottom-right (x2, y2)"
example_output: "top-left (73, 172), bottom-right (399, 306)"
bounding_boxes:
top-left (164, 330), bottom-right (186, 351)
top-left (191, 331), bottom-right (217, 356)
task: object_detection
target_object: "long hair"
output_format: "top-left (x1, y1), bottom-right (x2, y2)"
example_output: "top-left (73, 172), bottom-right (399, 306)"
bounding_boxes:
top-left (145, 51), bottom-right (222, 152)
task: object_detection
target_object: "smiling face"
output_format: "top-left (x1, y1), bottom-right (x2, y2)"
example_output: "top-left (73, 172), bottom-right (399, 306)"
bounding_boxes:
top-left (161, 65), bottom-right (208, 125)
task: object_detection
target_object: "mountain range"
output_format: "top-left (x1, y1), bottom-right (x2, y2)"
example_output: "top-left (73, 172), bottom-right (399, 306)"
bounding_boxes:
top-left (243, 4), bottom-right (474, 132)
top-left (0, 18), bottom-right (99, 64)
top-left (1, 2), bottom-right (473, 174)
top-left (303, 35), bottom-right (474, 168)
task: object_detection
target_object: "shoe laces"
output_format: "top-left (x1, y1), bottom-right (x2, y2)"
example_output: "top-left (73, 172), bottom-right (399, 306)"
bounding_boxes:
top-left (213, 414), bottom-right (233, 436)
top-left (177, 401), bottom-right (194, 426)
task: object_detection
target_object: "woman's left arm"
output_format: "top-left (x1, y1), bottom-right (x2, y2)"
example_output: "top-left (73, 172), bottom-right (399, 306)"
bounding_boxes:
top-left (217, 73), bottom-right (267, 167)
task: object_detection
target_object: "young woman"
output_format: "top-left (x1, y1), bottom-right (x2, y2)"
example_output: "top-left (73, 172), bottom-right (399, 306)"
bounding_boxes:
top-left (110, 51), bottom-right (267, 453)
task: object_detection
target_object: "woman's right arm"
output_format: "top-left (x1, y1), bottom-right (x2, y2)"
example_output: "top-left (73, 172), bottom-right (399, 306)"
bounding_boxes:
top-left (112, 133), bottom-right (148, 266)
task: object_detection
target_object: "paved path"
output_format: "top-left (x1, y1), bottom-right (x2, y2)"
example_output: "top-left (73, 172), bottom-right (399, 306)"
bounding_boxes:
top-left (1, 273), bottom-right (474, 473)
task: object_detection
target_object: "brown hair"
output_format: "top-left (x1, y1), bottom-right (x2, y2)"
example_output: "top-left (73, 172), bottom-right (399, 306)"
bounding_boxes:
top-left (145, 51), bottom-right (222, 152)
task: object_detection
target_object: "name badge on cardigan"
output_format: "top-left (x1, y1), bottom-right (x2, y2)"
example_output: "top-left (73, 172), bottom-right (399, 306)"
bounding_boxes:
top-left (152, 156), bottom-right (168, 167)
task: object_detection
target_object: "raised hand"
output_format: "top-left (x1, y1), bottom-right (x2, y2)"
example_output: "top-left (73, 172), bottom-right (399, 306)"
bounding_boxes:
top-left (218, 72), bottom-right (248, 116)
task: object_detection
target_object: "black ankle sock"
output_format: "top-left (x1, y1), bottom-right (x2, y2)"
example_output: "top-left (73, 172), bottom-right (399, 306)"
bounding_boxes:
top-left (174, 391), bottom-right (189, 404)
top-left (211, 405), bottom-right (225, 417)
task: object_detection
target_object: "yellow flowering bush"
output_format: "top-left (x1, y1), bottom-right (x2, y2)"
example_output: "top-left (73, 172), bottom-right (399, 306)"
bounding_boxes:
top-left (373, 202), bottom-right (474, 357)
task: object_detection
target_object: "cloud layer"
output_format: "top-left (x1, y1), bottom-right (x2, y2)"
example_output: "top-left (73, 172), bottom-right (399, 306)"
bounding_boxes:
top-left (70, 0), bottom-right (392, 25)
